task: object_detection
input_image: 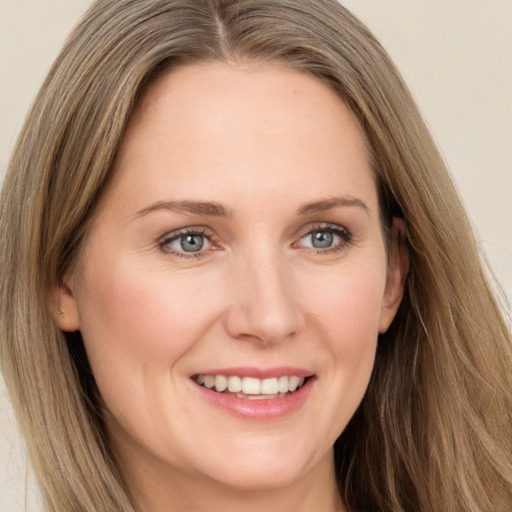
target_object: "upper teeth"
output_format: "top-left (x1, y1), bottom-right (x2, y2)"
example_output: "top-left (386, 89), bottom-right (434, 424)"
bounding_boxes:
top-left (194, 375), bottom-right (306, 395)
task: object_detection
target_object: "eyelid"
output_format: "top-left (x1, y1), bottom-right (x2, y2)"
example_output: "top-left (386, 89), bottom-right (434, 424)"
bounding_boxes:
top-left (297, 222), bottom-right (350, 239)
top-left (160, 226), bottom-right (207, 243)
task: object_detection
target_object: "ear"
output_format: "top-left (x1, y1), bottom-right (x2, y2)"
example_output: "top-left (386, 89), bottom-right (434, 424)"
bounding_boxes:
top-left (378, 217), bottom-right (409, 333)
top-left (48, 274), bottom-right (81, 332)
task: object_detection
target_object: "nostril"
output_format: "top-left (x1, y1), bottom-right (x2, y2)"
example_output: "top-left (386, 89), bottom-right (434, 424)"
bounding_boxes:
top-left (224, 306), bottom-right (303, 345)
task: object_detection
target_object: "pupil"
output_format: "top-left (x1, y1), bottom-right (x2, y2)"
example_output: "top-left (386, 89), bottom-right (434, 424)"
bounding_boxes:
top-left (181, 234), bottom-right (204, 252)
top-left (312, 231), bottom-right (333, 249)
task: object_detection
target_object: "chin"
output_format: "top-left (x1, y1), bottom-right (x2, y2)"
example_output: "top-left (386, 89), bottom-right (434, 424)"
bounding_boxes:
top-left (204, 463), bottom-right (306, 492)
top-left (193, 436), bottom-right (332, 492)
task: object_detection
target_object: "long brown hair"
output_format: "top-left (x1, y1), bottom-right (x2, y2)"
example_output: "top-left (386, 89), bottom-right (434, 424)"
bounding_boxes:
top-left (1, 1), bottom-right (511, 510)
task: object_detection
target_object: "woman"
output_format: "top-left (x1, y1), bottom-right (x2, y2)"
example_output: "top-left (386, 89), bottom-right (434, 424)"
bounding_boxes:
top-left (1, 1), bottom-right (511, 511)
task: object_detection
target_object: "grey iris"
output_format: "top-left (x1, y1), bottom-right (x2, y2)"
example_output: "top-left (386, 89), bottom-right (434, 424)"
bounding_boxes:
top-left (312, 230), bottom-right (333, 248)
top-left (180, 234), bottom-right (204, 252)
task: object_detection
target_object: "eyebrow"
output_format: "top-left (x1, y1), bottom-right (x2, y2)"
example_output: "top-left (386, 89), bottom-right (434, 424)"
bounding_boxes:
top-left (296, 196), bottom-right (370, 216)
top-left (133, 195), bottom-right (369, 220)
top-left (133, 200), bottom-right (231, 219)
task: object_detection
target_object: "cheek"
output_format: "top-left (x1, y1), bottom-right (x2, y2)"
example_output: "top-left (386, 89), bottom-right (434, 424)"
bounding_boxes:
top-left (309, 260), bottom-right (387, 342)
top-left (321, 273), bottom-right (385, 432)
top-left (74, 255), bottom-right (221, 395)
top-left (305, 260), bottom-right (386, 408)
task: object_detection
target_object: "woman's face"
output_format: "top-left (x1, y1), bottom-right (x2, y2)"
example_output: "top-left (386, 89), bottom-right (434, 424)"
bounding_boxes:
top-left (59, 62), bottom-right (405, 498)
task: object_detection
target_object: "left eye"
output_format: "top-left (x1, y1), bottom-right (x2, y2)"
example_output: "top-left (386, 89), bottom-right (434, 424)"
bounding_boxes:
top-left (299, 227), bottom-right (349, 250)
top-left (162, 232), bottom-right (211, 254)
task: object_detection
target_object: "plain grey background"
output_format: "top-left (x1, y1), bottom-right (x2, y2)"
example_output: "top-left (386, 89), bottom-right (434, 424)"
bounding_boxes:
top-left (1, 1), bottom-right (511, 510)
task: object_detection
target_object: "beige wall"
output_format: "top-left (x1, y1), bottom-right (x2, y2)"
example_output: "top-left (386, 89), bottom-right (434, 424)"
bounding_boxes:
top-left (1, 1), bottom-right (511, 510)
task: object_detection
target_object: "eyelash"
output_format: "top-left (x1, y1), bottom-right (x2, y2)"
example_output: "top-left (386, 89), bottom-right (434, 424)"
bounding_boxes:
top-left (159, 223), bottom-right (352, 259)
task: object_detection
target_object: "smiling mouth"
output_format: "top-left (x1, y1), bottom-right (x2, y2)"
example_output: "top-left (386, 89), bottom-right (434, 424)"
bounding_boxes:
top-left (192, 374), bottom-right (310, 400)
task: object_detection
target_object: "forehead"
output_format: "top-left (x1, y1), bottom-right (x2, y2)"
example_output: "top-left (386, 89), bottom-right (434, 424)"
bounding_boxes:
top-left (100, 60), bottom-right (376, 218)
top-left (125, 60), bottom-right (368, 155)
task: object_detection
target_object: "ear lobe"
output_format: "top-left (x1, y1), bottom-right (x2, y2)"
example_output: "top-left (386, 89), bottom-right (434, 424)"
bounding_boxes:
top-left (378, 217), bottom-right (409, 333)
top-left (48, 276), bottom-right (81, 332)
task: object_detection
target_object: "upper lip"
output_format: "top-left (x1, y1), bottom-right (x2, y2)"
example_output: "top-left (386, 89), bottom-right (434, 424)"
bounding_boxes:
top-left (191, 366), bottom-right (315, 379)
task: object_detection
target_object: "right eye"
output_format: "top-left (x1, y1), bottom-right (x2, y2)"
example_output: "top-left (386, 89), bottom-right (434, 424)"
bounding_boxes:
top-left (160, 229), bottom-right (212, 257)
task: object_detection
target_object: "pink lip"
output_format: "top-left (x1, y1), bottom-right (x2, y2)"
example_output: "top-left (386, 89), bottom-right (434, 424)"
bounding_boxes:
top-left (191, 366), bottom-right (314, 379)
top-left (190, 369), bottom-right (316, 421)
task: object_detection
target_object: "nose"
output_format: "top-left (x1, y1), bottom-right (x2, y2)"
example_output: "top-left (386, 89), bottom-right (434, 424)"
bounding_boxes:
top-left (223, 251), bottom-right (304, 345)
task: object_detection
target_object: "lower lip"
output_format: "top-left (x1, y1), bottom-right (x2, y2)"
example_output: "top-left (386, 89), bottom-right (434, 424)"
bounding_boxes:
top-left (193, 378), bottom-right (315, 420)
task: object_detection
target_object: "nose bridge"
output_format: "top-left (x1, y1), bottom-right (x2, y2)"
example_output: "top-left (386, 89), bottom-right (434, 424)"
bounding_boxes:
top-left (225, 243), bottom-right (303, 344)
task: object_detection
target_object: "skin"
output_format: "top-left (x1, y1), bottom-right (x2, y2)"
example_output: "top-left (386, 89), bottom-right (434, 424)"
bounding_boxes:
top-left (56, 61), bottom-right (407, 512)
